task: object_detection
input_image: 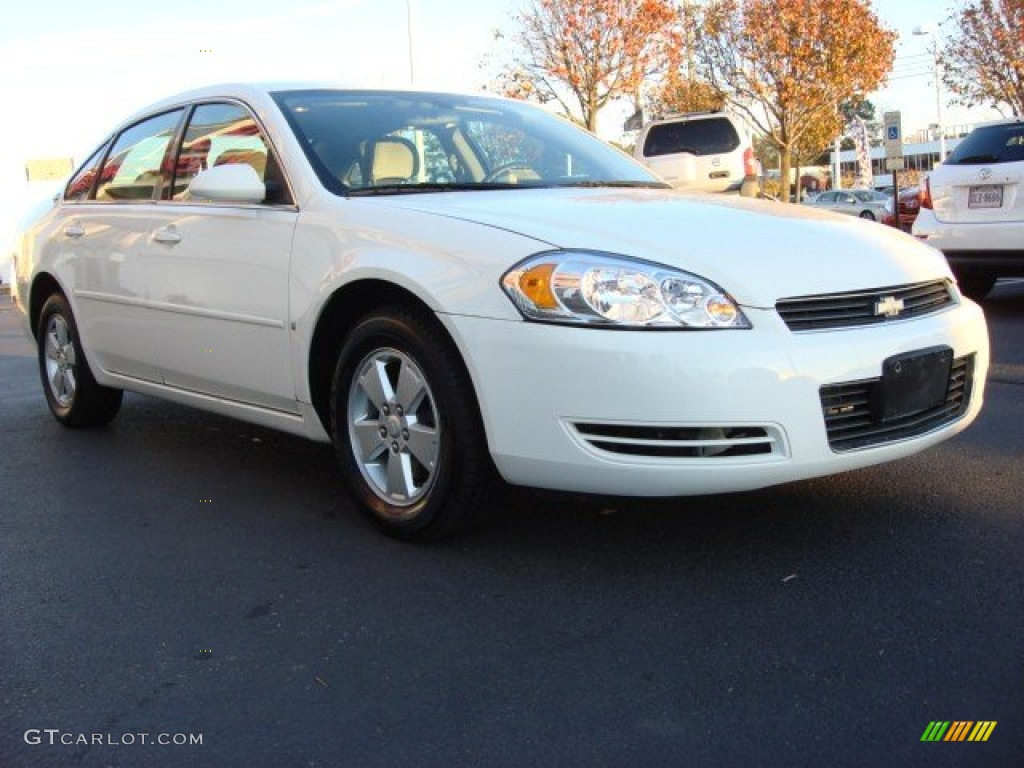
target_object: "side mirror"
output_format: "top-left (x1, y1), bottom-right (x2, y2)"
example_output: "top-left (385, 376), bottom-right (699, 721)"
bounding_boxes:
top-left (187, 164), bottom-right (265, 204)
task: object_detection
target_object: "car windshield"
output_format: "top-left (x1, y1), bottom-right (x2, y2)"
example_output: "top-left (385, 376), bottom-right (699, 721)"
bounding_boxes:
top-left (945, 122), bottom-right (1024, 165)
top-left (272, 89), bottom-right (665, 196)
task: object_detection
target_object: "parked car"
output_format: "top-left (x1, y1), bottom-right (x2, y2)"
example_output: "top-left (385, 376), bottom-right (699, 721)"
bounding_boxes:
top-left (803, 188), bottom-right (890, 220)
top-left (11, 84), bottom-right (989, 540)
top-left (634, 110), bottom-right (758, 194)
top-left (913, 117), bottom-right (1024, 299)
top-left (881, 187), bottom-right (922, 232)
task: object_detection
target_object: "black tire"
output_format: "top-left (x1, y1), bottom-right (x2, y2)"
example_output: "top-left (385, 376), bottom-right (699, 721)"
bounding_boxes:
top-left (329, 305), bottom-right (496, 540)
top-left (37, 294), bottom-right (123, 427)
top-left (954, 270), bottom-right (997, 301)
top-left (859, 210), bottom-right (876, 221)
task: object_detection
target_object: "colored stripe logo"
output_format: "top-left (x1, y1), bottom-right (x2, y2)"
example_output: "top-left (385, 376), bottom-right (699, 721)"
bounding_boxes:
top-left (921, 721), bottom-right (997, 742)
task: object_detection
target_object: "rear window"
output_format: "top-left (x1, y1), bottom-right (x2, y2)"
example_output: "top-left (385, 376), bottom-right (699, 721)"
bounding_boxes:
top-left (642, 117), bottom-right (740, 158)
top-left (945, 122), bottom-right (1024, 165)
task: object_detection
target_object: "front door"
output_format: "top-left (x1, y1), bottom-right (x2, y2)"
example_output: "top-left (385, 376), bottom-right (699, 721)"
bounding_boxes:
top-left (143, 101), bottom-right (299, 413)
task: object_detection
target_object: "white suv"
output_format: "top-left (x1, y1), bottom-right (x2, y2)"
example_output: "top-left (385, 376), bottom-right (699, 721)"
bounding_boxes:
top-left (913, 117), bottom-right (1024, 299)
top-left (634, 111), bottom-right (757, 194)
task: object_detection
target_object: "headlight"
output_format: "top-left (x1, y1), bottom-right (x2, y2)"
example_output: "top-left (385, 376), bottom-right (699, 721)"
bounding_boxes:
top-left (501, 251), bottom-right (751, 329)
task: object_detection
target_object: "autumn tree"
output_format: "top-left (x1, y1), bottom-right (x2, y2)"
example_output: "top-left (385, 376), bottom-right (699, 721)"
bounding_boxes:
top-left (696, 0), bottom-right (895, 201)
top-left (646, 72), bottom-right (725, 118)
top-left (641, 1), bottom-right (722, 119)
top-left (941, 0), bottom-right (1024, 115)
top-left (494, 0), bottom-right (682, 132)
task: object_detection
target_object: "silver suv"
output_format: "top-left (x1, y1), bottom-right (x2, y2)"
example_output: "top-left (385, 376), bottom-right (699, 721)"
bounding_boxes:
top-left (634, 111), bottom-right (756, 194)
top-left (913, 117), bottom-right (1024, 299)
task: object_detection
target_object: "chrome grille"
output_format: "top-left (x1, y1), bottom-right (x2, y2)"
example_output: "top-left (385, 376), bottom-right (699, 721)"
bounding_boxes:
top-left (777, 280), bottom-right (955, 332)
top-left (572, 423), bottom-right (781, 459)
top-left (820, 355), bottom-right (974, 452)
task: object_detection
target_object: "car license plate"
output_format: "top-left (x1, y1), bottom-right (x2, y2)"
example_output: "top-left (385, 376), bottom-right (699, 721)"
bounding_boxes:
top-left (968, 185), bottom-right (1003, 208)
top-left (873, 347), bottom-right (953, 422)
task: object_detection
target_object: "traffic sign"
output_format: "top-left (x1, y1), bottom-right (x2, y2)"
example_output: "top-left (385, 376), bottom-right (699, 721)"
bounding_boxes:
top-left (884, 111), bottom-right (903, 160)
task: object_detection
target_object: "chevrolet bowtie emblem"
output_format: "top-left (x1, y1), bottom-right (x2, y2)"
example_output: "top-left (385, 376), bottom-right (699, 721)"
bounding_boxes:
top-left (875, 295), bottom-right (905, 317)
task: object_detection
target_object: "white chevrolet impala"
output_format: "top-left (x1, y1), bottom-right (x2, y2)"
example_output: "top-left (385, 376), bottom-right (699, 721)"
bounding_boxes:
top-left (11, 84), bottom-right (989, 539)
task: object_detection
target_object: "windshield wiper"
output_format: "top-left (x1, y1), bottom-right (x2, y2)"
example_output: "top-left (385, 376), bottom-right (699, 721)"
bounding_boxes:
top-left (348, 182), bottom-right (522, 196)
top-left (553, 180), bottom-right (671, 189)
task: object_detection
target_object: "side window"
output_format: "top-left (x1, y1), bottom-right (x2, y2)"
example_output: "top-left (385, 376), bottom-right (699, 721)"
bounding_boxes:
top-left (95, 110), bottom-right (184, 202)
top-left (174, 102), bottom-right (291, 205)
top-left (64, 142), bottom-right (110, 202)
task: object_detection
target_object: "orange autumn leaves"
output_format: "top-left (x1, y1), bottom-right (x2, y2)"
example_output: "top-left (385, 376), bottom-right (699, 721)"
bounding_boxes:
top-left (499, 0), bottom-right (683, 131)
top-left (699, 0), bottom-right (894, 199)
top-left (942, 0), bottom-right (1024, 115)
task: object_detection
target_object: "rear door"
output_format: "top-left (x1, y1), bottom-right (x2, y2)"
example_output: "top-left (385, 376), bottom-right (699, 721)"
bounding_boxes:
top-left (62, 109), bottom-right (186, 382)
top-left (930, 121), bottom-right (1024, 224)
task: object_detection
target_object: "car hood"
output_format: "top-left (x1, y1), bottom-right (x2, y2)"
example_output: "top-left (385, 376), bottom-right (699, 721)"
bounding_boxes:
top-left (369, 187), bottom-right (951, 307)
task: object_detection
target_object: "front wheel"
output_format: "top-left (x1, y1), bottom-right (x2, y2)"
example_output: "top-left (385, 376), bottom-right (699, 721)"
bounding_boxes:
top-left (954, 270), bottom-right (997, 301)
top-left (37, 294), bottom-right (123, 427)
top-left (330, 305), bottom-right (496, 540)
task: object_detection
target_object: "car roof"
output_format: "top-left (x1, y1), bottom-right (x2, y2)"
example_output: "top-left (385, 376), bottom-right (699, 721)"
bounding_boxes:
top-left (643, 110), bottom-right (737, 127)
top-left (113, 82), bottom-right (324, 130)
top-left (973, 116), bottom-right (1023, 128)
top-left (117, 82), bottom-right (494, 132)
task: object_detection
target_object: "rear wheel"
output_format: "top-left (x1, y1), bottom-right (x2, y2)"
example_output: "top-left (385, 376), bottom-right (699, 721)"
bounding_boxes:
top-left (37, 294), bottom-right (123, 427)
top-left (330, 305), bottom-right (496, 540)
top-left (859, 210), bottom-right (876, 221)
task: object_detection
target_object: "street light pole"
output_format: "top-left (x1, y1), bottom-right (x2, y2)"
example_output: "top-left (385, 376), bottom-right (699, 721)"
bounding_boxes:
top-left (913, 24), bottom-right (945, 162)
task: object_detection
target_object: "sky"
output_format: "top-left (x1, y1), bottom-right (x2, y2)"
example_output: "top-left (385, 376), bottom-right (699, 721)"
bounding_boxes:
top-left (0, 0), bottom-right (1003, 272)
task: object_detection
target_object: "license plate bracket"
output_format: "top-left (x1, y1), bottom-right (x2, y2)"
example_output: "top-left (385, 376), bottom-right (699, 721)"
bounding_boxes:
top-left (873, 347), bottom-right (953, 422)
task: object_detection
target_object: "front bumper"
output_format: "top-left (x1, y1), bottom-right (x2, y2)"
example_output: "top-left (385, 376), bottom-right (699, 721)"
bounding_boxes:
top-left (441, 301), bottom-right (989, 497)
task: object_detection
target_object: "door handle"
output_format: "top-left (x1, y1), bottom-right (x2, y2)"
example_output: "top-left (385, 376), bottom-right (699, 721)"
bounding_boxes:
top-left (63, 224), bottom-right (84, 238)
top-left (153, 228), bottom-right (181, 244)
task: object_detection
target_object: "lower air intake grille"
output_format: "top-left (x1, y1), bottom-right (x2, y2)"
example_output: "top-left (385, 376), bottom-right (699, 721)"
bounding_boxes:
top-left (571, 424), bottom-right (779, 459)
top-left (820, 354), bottom-right (974, 452)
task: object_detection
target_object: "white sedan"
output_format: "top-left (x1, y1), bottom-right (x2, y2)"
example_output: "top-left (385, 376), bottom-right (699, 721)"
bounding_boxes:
top-left (11, 84), bottom-right (989, 540)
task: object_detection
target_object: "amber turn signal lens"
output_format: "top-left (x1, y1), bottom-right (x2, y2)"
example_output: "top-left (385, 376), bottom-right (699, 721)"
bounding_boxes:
top-left (518, 263), bottom-right (559, 309)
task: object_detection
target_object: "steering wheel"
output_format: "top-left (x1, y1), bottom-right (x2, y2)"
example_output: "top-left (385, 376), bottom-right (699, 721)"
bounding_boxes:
top-left (482, 162), bottom-right (539, 183)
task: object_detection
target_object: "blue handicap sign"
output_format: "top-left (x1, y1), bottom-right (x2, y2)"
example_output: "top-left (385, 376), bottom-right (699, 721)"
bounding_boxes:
top-left (887, 125), bottom-right (899, 141)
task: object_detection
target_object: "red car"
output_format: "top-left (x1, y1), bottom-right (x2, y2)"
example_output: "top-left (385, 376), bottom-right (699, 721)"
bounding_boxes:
top-left (882, 186), bottom-right (921, 232)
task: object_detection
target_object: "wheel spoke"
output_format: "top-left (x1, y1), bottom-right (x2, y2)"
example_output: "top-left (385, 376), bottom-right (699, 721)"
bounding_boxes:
top-left (63, 368), bottom-right (77, 398)
top-left (45, 331), bottom-right (60, 361)
top-left (54, 317), bottom-right (70, 347)
top-left (395, 361), bottom-right (427, 413)
top-left (405, 423), bottom-right (438, 471)
top-left (358, 360), bottom-right (394, 411)
top-left (385, 451), bottom-right (416, 501)
top-left (352, 419), bottom-right (387, 462)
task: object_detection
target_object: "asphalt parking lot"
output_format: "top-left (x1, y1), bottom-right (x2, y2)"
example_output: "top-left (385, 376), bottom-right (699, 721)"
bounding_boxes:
top-left (2, 281), bottom-right (1022, 767)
